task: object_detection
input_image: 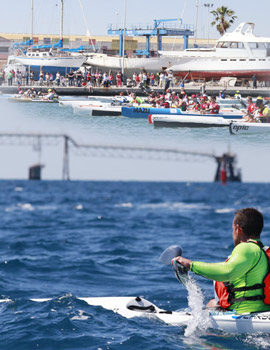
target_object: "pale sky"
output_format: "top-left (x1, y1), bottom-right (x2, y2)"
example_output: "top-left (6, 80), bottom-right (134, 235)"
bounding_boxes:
top-left (0, 0), bottom-right (269, 40)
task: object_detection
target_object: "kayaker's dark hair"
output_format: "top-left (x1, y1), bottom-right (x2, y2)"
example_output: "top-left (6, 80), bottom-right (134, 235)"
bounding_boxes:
top-left (234, 208), bottom-right (264, 238)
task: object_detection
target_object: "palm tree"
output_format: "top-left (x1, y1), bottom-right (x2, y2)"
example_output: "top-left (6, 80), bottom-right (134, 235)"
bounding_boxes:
top-left (210, 6), bottom-right (237, 36)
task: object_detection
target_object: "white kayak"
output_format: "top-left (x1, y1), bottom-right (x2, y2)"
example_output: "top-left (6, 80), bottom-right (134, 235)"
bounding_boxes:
top-left (151, 115), bottom-right (239, 128)
top-left (1, 295), bottom-right (269, 333)
top-left (72, 104), bottom-right (122, 116)
top-left (59, 100), bottom-right (111, 107)
top-left (9, 96), bottom-right (58, 103)
top-left (230, 122), bottom-right (270, 134)
top-left (77, 296), bottom-right (270, 334)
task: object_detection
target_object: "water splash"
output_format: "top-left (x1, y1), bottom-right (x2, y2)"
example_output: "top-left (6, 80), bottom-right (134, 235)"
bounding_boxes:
top-left (184, 276), bottom-right (210, 337)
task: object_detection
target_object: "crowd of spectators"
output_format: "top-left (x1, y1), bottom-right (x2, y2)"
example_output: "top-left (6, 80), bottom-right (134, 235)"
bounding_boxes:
top-left (0, 68), bottom-right (177, 90)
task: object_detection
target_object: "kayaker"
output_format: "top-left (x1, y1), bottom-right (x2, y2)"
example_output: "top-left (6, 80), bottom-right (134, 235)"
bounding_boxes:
top-left (204, 95), bottom-right (220, 114)
top-left (130, 93), bottom-right (143, 105)
top-left (172, 208), bottom-right (270, 314)
top-left (254, 97), bottom-right (270, 123)
top-left (242, 96), bottom-right (257, 122)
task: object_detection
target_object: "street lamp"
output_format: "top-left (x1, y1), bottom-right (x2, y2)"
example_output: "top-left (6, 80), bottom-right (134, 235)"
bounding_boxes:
top-left (121, 0), bottom-right (126, 76)
top-left (204, 3), bottom-right (213, 47)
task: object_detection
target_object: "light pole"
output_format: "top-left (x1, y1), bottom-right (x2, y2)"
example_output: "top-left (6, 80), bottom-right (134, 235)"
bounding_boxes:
top-left (121, 0), bottom-right (126, 76)
top-left (204, 3), bottom-right (213, 47)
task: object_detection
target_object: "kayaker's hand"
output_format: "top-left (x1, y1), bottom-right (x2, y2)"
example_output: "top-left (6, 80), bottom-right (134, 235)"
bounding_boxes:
top-left (171, 256), bottom-right (192, 271)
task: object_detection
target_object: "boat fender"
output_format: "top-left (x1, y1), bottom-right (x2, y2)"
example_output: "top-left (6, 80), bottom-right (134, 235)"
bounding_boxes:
top-left (126, 296), bottom-right (156, 313)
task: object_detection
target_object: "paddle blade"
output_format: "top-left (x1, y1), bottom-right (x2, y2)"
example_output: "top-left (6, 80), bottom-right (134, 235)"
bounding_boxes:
top-left (159, 245), bottom-right (183, 265)
top-left (172, 260), bottom-right (189, 285)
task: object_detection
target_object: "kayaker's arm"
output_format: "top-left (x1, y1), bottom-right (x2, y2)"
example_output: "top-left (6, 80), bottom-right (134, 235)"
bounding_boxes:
top-left (190, 243), bottom-right (260, 282)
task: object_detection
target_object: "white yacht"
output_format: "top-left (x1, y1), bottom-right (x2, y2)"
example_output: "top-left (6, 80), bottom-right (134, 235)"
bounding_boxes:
top-left (163, 22), bottom-right (270, 81)
top-left (83, 52), bottom-right (177, 75)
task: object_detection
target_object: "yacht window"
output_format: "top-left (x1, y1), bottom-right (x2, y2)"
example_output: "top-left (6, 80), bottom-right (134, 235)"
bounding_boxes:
top-left (249, 59), bottom-right (256, 61)
top-left (221, 42), bottom-right (229, 48)
top-left (230, 59), bottom-right (236, 61)
top-left (266, 43), bottom-right (270, 56)
top-left (248, 42), bottom-right (265, 50)
top-left (230, 42), bottom-right (243, 48)
top-left (220, 59), bottom-right (227, 61)
top-left (239, 59), bottom-right (246, 61)
top-left (42, 53), bottom-right (46, 56)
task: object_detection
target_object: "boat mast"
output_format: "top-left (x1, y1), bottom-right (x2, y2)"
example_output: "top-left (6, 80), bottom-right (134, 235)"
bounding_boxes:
top-left (31, 0), bottom-right (34, 41)
top-left (121, 0), bottom-right (126, 76)
top-left (78, 0), bottom-right (96, 51)
top-left (194, 0), bottom-right (198, 47)
top-left (60, 0), bottom-right (64, 47)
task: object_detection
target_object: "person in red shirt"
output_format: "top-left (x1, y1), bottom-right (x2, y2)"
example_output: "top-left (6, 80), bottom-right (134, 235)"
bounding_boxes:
top-left (206, 95), bottom-right (220, 114)
top-left (241, 96), bottom-right (257, 122)
top-left (200, 95), bottom-right (209, 113)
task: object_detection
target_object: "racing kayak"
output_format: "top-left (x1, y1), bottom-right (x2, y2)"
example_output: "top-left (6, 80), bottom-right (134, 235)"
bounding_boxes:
top-left (72, 104), bottom-right (122, 116)
top-left (230, 122), bottom-right (270, 134)
top-left (150, 115), bottom-right (239, 128)
top-left (122, 106), bottom-right (243, 119)
top-left (76, 296), bottom-right (270, 334)
top-left (9, 96), bottom-right (58, 103)
top-left (0, 295), bottom-right (267, 334)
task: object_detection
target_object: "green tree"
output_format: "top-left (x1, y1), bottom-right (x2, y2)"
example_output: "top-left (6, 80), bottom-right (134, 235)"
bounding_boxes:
top-left (210, 6), bottom-right (237, 35)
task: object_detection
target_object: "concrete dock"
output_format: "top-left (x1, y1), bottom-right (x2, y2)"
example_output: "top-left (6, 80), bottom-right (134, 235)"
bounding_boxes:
top-left (1, 85), bottom-right (270, 98)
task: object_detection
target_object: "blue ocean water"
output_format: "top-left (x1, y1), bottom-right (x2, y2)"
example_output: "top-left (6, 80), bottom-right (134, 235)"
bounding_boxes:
top-left (1, 180), bottom-right (270, 349)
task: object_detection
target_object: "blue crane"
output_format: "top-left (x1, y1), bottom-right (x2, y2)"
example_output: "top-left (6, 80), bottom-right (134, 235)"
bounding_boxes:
top-left (108, 19), bottom-right (194, 57)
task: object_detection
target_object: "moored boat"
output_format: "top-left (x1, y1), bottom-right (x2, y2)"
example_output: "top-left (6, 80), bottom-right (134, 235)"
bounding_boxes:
top-left (165, 22), bottom-right (270, 81)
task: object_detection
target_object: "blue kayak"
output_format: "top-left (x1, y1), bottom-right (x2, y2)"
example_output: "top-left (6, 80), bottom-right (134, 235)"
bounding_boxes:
top-left (121, 106), bottom-right (243, 120)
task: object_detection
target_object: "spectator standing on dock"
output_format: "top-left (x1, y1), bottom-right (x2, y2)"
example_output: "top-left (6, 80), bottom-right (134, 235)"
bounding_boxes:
top-left (168, 71), bottom-right (174, 87)
top-left (60, 75), bottom-right (66, 86)
top-left (86, 71), bottom-right (91, 85)
top-left (108, 72), bottom-right (113, 86)
top-left (139, 71), bottom-right (143, 84)
top-left (25, 70), bottom-right (29, 86)
top-left (7, 70), bottom-right (13, 86)
top-left (164, 73), bottom-right (170, 92)
top-left (30, 71), bottom-right (34, 85)
top-left (132, 72), bottom-right (137, 87)
top-left (91, 72), bottom-right (96, 87)
top-left (16, 70), bottom-right (22, 86)
top-left (39, 71), bottom-right (44, 86)
top-left (135, 73), bottom-right (140, 86)
top-left (252, 74), bottom-right (257, 89)
top-left (55, 72), bottom-right (61, 87)
top-left (45, 72), bottom-right (50, 87)
top-left (0, 70), bottom-right (3, 85)
top-left (150, 72), bottom-right (155, 87)
top-left (103, 72), bottom-right (109, 87)
top-left (95, 71), bottom-right (100, 87)
top-left (68, 70), bottom-right (74, 86)
top-left (49, 73), bottom-right (54, 86)
top-left (76, 70), bottom-right (83, 87)
top-left (159, 72), bottom-right (165, 88)
top-left (155, 72), bottom-right (160, 87)
top-left (116, 71), bottom-right (122, 87)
